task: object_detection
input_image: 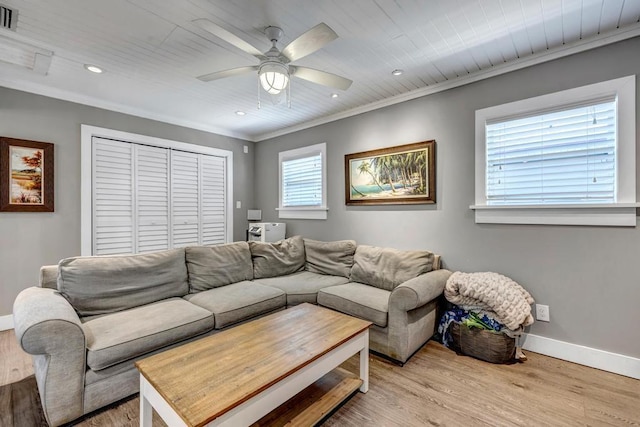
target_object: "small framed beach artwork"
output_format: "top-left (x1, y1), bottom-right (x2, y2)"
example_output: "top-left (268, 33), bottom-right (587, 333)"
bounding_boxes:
top-left (0, 137), bottom-right (54, 212)
top-left (345, 140), bottom-right (435, 206)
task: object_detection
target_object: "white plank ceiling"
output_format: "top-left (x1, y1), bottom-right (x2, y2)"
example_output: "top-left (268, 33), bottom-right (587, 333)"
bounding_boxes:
top-left (0, 0), bottom-right (639, 141)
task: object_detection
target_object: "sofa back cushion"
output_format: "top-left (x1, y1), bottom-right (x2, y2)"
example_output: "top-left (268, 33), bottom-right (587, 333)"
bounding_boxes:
top-left (39, 265), bottom-right (59, 289)
top-left (304, 239), bottom-right (356, 278)
top-left (185, 242), bottom-right (254, 292)
top-left (350, 245), bottom-right (435, 291)
top-left (250, 235), bottom-right (305, 279)
top-left (58, 248), bottom-right (188, 316)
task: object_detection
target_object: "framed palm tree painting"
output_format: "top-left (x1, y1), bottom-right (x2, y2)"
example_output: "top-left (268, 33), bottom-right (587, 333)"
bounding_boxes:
top-left (345, 140), bottom-right (435, 205)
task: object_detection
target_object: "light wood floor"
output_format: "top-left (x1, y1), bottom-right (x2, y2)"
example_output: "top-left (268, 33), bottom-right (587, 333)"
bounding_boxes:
top-left (1, 329), bottom-right (639, 426)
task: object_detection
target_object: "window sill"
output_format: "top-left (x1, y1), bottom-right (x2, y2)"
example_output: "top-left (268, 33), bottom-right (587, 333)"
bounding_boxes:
top-left (276, 207), bottom-right (328, 220)
top-left (470, 204), bottom-right (639, 227)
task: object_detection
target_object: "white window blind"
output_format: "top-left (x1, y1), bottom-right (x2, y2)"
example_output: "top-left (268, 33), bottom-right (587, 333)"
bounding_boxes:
top-left (92, 137), bottom-right (227, 255)
top-left (473, 76), bottom-right (636, 227)
top-left (282, 153), bottom-right (323, 207)
top-left (277, 142), bottom-right (327, 220)
top-left (486, 99), bottom-right (616, 205)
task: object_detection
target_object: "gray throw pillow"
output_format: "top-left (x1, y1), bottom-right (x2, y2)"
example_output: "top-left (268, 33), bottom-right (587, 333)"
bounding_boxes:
top-left (58, 248), bottom-right (188, 316)
top-left (304, 238), bottom-right (356, 278)
top-left (250, 235), bottom-right (305, 279)
top-left (350, 245), bottom-right (435, 291)
top-left (185, 242), bottom-right (254, 292)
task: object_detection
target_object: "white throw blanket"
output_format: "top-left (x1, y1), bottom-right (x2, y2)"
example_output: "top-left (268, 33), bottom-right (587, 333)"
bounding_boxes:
top-left (444, 271), bottom-right (535, 331)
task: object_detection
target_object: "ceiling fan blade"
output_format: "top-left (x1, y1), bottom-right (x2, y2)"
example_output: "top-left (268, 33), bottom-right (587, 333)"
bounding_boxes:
top-left (292, 66), bottom-right (352, 90)
top-left (197, 66), bottom-right (258, 82)
top-left (281, 23), bottom-right (338, 63)
top-left (193, 19), bottom-right (265, 60)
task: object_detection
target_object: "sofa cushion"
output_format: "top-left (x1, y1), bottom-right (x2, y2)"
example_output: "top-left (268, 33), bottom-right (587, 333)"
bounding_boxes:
top-left (39, 265), bottom-right (58, 289)
top-left (350, 245), bottom-right (435, 291)
top-left (185, 242), bottom-right (254, 292)
top-left (58, 248), bottom-right (189, 316)
top-left (250, 235), bottom-right (305, 279)
top-left (317, 283), bottom-right (390, 327)
top-left (183, 281), bottom-right (286, 328)
top-left (254, 271), bottom-right (350, 305)
top-left (82, 297), bottom-right (214, 371)
top-left (303, 239), bottom-right (356, 278)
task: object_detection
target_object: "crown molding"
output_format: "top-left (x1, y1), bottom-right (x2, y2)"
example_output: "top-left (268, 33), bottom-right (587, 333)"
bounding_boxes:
top-left (254, 24), bottom-right (640, 142)
top-left (0, 74), bottom-right (254, 142)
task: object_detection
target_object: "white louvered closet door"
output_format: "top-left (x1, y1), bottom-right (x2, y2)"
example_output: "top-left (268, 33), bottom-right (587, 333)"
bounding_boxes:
top-left (92, 137), bottom-right (134, 255)
top-left (171, 150), bottom-right (201, 248)
top-left (135, 144), bottom-right (170, 253)
top-left (201, 155), bottom-right (226, 245)
top-left (91, 136), bottom-right (229, 255)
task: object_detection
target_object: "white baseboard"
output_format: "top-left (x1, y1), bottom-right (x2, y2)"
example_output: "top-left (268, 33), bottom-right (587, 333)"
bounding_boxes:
top-left (521, 333), bottom-right (640, 380)
top-left (0, 314), bottom-right (14, 331)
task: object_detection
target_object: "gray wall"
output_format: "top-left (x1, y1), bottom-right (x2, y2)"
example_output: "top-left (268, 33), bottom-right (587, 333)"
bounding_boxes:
top-left (255, 37), bottom-right (640, 358)
top-left (0, 88), bottom-right (254, 315)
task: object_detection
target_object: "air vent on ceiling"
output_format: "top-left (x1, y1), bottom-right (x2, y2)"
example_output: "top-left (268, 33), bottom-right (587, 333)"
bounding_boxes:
top-left (0, 4), bottom-right (17, 31)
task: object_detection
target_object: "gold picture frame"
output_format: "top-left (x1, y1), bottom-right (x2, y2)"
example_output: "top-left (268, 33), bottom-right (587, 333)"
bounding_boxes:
top-left (345, 140), bottom-right (435, 206)
top-left (1, 137), bottom-right (55, 212)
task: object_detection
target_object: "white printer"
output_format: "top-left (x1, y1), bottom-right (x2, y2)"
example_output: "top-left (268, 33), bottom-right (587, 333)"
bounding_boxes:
top-left (248, 222), bottom-right (286, 242)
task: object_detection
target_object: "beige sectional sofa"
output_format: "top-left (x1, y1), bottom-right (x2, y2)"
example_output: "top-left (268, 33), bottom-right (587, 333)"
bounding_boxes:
top-left (12, 236), bottom-right (451, 426)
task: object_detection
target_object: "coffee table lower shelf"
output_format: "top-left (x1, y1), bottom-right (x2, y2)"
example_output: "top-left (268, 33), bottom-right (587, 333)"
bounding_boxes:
top-left (252, 367), bottom-right (362, 427)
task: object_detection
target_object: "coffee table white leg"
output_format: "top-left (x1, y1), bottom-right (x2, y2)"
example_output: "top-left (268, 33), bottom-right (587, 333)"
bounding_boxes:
top-left (140, 375), bottom-right (153, 427)
top-left (359, 329), bottom-right (369, 393)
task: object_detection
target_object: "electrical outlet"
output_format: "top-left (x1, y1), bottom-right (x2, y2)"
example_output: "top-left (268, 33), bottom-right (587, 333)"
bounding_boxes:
top-left (536, 304), bottom-right (550, 322)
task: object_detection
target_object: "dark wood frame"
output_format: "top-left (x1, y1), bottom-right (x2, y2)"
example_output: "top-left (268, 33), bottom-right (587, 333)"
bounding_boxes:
top-left (345, 140), bottom-right (435, 206)
top-left (0, 137), bottom-right (54, 212)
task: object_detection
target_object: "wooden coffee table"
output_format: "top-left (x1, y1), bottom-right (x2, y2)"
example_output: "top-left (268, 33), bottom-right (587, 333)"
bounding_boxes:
top-left (135, 303), bottom-right (371, 426)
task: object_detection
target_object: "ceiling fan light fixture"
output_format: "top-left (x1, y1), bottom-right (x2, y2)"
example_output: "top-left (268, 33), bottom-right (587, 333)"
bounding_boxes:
top-left (259, 61), bottom-right (289, 95)
top-left (195, 20), bottom-right (349, 109)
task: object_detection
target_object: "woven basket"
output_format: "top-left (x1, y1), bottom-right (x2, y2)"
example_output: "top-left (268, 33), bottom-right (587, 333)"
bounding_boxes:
top-left (448, 322), bottom-right (515, 364)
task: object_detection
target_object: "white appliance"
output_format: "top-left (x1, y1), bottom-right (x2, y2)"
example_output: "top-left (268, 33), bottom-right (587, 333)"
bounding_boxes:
top-left (248, 222), bottom-right (286, 242)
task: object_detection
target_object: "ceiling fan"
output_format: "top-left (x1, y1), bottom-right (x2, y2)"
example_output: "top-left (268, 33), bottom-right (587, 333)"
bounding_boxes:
top-left (193, 19), bottom-right (352, 106)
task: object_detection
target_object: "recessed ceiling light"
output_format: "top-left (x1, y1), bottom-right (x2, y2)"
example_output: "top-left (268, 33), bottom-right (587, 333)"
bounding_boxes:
top-left (331, 93), bottom-right (339, 98)
top-left (391, 69), bottom-right (403, 76)
top-left (235, 111), bottom-right (246, 116)
top-left (84, 64), bottom-right (103, 74)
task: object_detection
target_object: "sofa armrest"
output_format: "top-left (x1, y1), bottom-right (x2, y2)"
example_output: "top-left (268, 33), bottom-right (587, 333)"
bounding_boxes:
top-left (13, 286), bottom-right (86, 426)
top-left (390, 269), bottom-right (452, 311)
top-left (13, 287), bottom-right (84, 352)
top-left (384, 269), bottom-right (452, 363)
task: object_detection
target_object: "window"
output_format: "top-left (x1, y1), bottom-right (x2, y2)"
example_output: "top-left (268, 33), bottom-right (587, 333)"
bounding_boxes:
top-left (486, 100), bottom-right (616, 205)
top-left (81, 125), bottom-right (233, 255)
top-left (278, 143), bottom-right (327, 219)
top-left (472, 76), bottom-right (637, 226)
